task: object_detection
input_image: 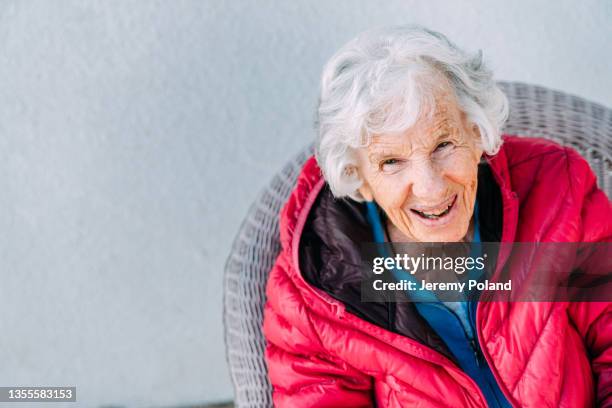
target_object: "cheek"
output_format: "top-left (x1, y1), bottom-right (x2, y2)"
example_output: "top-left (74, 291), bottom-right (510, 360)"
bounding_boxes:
top-left (436, 153), bottom-right (479, 228)
top-left (370, 172), bottom-right (410, 210)
top-left (361, 168), bottom-right (413, 235)
top-left (438, 151), bottom-right (479, 189)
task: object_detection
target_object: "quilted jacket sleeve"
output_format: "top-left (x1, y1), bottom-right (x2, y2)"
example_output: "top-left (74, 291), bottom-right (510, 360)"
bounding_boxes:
top-left (263, 253), bottom-right (374, 408)
top-left (565, 148), bottom-right (612, 407)
top-left (264, 337), bottom-right (374, 407)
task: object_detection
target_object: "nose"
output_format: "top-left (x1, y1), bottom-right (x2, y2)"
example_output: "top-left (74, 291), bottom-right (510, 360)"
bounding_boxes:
top-left (409, 159), bottom-right (446, 200)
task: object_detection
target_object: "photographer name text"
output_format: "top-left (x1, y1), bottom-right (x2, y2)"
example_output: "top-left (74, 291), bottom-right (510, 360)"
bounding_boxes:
top-left (372, 279), bottom-right (512, 292)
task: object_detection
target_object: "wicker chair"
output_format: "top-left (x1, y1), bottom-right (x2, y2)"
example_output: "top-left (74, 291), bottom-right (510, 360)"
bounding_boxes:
top-left (223, 81), bottom-right (612, 408)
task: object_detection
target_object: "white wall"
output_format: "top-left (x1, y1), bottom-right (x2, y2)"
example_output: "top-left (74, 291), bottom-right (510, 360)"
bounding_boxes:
top-left (0, 0), bottom-right (610, 407)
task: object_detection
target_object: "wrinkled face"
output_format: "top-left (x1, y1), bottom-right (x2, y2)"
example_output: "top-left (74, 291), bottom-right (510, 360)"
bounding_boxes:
top-left (356, 89), bottom-right (483, 242)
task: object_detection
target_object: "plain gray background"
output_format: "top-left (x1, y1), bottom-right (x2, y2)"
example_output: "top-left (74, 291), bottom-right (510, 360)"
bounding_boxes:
top-left (0, 0), bottom-right (610, 407)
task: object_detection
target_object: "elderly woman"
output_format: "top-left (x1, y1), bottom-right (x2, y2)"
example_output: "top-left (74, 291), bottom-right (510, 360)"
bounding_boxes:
top-left (262, 26), bottom-right (612, 407)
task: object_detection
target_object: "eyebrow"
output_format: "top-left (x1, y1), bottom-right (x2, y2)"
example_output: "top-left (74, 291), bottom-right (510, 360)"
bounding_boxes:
top-left (433, 129), bottom-right (452, 143)
top-left (367, 126), bottom-right (454, 164)
top-left (368, 150), bottom-right (397, 164)
top-left (432, 118), bottom-right (453, 138)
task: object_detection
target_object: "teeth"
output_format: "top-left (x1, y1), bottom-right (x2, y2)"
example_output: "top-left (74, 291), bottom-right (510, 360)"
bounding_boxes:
top-left (421, 209), bottom-right (446, 219)
top-left (413, 200), bottom-right (453, 219)
top-left (424, 208), bottom-right (447, 216)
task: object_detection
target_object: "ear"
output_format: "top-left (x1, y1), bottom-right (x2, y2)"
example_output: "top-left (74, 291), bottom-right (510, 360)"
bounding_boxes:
top-left (471, 123), bottom-right (482, 139)
top-left (470, 123), bottom-right (484, 157)
top-left (358, 181), bottom-right (374, 201)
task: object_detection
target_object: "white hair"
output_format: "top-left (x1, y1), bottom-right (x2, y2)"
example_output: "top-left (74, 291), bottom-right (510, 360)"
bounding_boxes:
top-left (315, 25), bottom-right (509, 201)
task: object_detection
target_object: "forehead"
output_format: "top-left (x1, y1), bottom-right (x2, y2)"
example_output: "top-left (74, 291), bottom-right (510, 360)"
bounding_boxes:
top-left (367, 92), bottom-right (463, 151)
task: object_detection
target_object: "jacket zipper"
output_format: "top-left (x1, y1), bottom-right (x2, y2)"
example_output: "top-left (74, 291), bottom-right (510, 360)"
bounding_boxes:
top-left (429, 302), bottom-right (482, 368)
top-left (467, 301), bottom-right (482, 368)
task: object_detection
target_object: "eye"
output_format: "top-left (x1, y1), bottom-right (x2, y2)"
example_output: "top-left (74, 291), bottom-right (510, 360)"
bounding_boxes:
top-left (435, 141), bottom-right (453, 152)
top-left (379, 158), bottom-right (401, 171)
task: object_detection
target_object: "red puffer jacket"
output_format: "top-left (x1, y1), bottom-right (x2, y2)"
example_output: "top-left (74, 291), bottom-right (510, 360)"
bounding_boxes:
top-left (263, 135), bottom-right (612, 407)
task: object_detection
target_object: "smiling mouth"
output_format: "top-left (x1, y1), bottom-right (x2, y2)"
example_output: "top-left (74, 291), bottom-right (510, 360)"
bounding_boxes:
top-left (410, 195), bottom-right (457, 220)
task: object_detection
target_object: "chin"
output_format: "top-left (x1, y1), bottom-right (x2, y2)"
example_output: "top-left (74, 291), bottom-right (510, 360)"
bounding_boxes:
top-left (417, 232), bottom-right (461, 243)
top-left (414, 223), bottom-right (469, 243)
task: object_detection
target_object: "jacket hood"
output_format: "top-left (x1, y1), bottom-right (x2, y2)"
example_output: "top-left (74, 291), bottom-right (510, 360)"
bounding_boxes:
top-left (298, 160), bottom-right (504, 361)
top-left (277, 135), bottom-right (519, 325)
